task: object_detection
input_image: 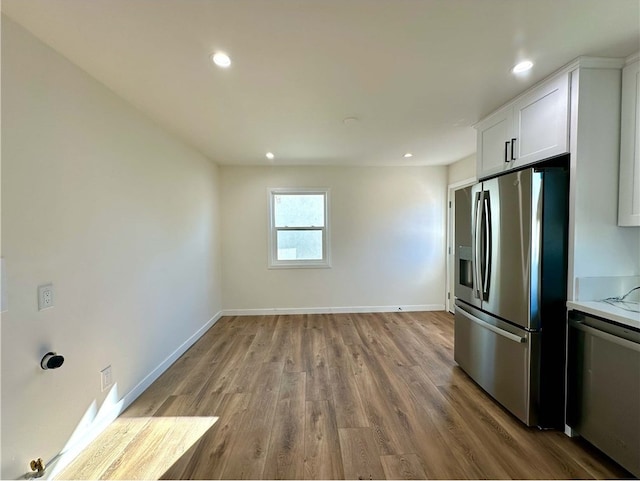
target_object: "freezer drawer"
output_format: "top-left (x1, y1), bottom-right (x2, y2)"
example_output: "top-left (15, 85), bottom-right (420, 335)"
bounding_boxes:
top-left (567, 313), bottom-right (640, 477)
top-left (454, 302), bottom-right (538, 426)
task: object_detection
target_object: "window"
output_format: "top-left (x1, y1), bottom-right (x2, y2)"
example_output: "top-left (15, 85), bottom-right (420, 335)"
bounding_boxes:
top-left (268, 188), bottom-right (330, 268)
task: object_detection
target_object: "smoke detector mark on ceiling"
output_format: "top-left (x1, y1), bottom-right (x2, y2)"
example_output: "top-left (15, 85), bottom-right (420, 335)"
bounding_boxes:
top-left (342, 117), bottom-right (359, 125)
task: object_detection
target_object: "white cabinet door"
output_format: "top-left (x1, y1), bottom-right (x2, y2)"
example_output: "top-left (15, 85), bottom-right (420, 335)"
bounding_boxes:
top-left (476, 106), bottom-right (513, 179)
top-left (618, 57), bottom-right (640, 226)
top-left (512, 73), bottom-right (570, 168)
top-left (475, 72), bottom-right (570, 180)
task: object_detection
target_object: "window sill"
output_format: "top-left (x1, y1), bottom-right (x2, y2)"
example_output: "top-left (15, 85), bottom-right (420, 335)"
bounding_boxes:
top-left (268, 261), bottom-right (332, 269)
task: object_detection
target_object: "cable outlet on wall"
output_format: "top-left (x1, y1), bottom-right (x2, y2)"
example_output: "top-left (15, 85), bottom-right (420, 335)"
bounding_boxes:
top-left (100, 365), bottom-right (113, 392)
top-left (37, 284), bottom-right (54, 310)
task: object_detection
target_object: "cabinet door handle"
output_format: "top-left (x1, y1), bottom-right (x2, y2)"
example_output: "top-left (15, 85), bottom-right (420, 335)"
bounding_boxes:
top-left (504, 141), bottom-right (510, 163)
top-left (511, 138), bottom-right (517, 160)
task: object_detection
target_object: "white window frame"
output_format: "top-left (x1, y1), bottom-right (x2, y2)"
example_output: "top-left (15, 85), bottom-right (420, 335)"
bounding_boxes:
top-left (268, 187), bottom-right (331, 269)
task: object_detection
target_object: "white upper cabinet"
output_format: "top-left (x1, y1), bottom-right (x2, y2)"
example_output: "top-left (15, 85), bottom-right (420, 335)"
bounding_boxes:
top-left (476, 105), bottom-right (513, 178)
top-left (512, 74), bottom-right (570, 168)
top-left (618, 55), bottom-right (640, 227)
top-left (476, 72), bottom-right (570, 179)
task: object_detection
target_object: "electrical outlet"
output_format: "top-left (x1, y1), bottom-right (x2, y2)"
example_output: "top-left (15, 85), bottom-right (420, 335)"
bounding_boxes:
top-left (101, 365), bottom-right (113, 392)
top-left (38, 284), bottom-right (54, 310)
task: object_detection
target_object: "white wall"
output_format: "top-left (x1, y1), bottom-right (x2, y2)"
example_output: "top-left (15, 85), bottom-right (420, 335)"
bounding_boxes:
top-left (220, 165), bottom-right (447, 313)
top-left (447, 153), bottom-right (476, 186)
top-left (1, 16), bottom-right (222, 479)
top-left (569, 66), bottom-right (640, 298)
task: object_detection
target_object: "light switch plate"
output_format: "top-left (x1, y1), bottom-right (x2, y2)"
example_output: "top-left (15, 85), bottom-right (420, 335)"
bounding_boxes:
top-left (38, 283), bottom-right (54, 310)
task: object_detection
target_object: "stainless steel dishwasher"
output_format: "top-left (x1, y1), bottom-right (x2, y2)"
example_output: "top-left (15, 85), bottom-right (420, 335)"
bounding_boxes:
top-left (566, 311), bottom-right (640, 477)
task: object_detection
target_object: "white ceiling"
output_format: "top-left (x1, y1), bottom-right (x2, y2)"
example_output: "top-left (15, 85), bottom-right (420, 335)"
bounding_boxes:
top-left (2, 0), bottom-right (639, 167)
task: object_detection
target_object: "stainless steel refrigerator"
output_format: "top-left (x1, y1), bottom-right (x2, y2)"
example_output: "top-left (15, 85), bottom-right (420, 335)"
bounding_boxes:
top-left (454, 160), bottom-right (568, 428)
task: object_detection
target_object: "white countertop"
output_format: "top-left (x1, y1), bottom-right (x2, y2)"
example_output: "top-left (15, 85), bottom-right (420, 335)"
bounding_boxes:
top-left (567, 300), bottom-right (640, 330)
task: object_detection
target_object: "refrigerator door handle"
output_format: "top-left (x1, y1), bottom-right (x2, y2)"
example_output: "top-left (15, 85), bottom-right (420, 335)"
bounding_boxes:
top-left (473, 191), bottom-right (484, 299)
top-left (483, 193), bottom-right (491, 297)
top-left (457, 306), bottom-right (526, 343)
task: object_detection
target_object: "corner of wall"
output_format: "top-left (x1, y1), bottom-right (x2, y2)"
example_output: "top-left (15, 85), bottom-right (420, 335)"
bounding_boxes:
top-left (447, 153), bottom-right (476, 186)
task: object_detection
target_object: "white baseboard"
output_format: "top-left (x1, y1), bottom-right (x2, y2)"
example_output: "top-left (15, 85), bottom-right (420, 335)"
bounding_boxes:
top-left (120, 310), bottom-right (223, 408)
top-left (564, 424), bottom-right (579, 437)
top-left (43, 311), bottom-right (223, 480)
top-left (222, 304), bottom-right (444, 316)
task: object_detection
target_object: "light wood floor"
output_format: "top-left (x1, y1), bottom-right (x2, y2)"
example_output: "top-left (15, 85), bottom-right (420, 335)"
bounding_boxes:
top-left (58, 312), bottom-right (631, 480)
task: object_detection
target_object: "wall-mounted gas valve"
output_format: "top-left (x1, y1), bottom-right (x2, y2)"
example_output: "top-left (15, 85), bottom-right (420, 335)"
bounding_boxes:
top-left (40, 352), bottom-right (64, 370)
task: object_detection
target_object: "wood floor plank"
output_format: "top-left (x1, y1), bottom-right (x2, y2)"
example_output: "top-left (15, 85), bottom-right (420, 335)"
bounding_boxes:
top-left (267, 316), bottom-right (292, 364)
top-left (205, 365), bottom-right (240, 396)
top-left (352, 313), bottom-right (415, 368)
top-left (323, 314), bottom-right (343, 345)
top-left (303, 313), bottom-right (325, 330)
top-left (384, 314), bottom-right (453, 387)
top-left (58, 312), bottom-right (632, 481)
top-left (219, 362), bottom-right (283, 479)
top-left (160, 393), bottom-right (251, 480)
top-left (345, 344), bottom-right (417, 456)
top-left (228, 315), bottom-right (262, 335)
top-left (324, 322), bottom-right (350, 370)
top-left (338, 428), bottom-right (386, 480)
top-left (263, 371), bottom-right (306, 480)
top-left (438, 374), bottom-right (549, 479)
top-left (347, 346), bottom-right (469, 479)
top-left (528, 428), bottom-right (617, 479)
top-left (336, 314), bottom-right (362, 346)
top-left (243, 324), bottom-right (277, 365)
top-left (445, 367), bottom-right (588, 478)
top-left (545, 431), bottom-right (631, 479)
top-left (57, 417), bottom-right (150, 480)
top-left (178, 334), bottom-right (254, 407)
top-left (284, 321), bottom-right (304, 372)
top-left (328, 362), bottom-right (369, 428)
top-left (441, 366), bottom-right (623, 479)
top-left (99, 414), bottom-right (216, 480)
top-left (303, 326), bottom-right (332, 401)
top-left (224, 362), bottom-right (263, 394)
top-left (397, 364), bottom-right (511, 479)
top-left (380, 454), bottom-right (427, 480)
top-left (304, 400), bottom-right (344, 480)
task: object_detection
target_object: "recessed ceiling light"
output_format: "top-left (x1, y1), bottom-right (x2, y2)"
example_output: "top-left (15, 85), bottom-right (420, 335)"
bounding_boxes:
top-left (343, 117), bottom-right (359, 125)
top-left (266, 152), bottom-right (275, 160)
top-left (403, 153), bottom-right (413, 158)
top-left (212, 52), bottom-right (231, 68)
top-left (512, 60), bottom-right (533, 74)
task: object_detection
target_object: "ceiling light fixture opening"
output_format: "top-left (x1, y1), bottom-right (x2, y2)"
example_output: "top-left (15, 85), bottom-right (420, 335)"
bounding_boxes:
top-left (212, 52), bottom-right (231, 68)
top-left (403, 153), bottom-right (413, 158)
top-left (512, 60), bottom-right (533, 74)
top-left (266, 152), bottom-right (275, 160)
